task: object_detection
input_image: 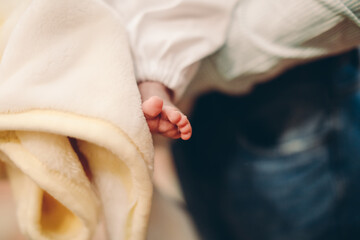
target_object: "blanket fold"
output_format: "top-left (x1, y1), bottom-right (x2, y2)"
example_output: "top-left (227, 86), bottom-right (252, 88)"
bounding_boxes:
top-left (0, 0), bottom-right (154, 240)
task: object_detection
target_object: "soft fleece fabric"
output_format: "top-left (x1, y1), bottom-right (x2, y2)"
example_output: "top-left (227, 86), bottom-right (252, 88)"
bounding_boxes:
top-left (0, 0), bottom-right (154, 240)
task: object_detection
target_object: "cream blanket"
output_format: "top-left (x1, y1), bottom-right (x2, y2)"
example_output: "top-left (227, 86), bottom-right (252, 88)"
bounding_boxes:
top-left (0, 1), bottom-right (153, 240)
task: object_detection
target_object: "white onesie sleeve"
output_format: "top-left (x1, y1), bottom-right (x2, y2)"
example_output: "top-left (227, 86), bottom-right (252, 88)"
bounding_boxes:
top-left (107, 0), bottom-right (237, 98)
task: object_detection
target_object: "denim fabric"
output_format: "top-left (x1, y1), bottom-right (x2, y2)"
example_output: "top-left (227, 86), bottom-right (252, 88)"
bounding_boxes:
top-left (172, 50), bottom-right (360, 240)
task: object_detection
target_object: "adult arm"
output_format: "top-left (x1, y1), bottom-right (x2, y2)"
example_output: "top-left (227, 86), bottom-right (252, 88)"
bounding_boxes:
top-left (214, 0), bottom-right (360, 85)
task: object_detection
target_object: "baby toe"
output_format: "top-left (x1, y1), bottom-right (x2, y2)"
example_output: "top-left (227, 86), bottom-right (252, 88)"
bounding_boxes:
top-left (181, 132), bottom-right (192, 140)
top-left (164, 128), bottom-right (181, 139)
top-left (180, 124), bottom-right (192, 134)
top-left (142, 96), bottom-right (163, 118)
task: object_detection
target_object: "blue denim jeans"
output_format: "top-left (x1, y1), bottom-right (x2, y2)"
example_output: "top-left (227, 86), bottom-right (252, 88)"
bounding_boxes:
top-left (173, 50), bottom-right (360, 240)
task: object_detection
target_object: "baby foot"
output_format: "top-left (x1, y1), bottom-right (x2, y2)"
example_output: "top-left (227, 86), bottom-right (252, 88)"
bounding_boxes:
top-left (142, 96), bottom-right (192, 140)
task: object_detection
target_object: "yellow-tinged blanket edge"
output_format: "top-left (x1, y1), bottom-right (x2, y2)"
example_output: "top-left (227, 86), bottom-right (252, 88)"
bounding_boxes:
top-left (0, 109), bottom-right (153, 240)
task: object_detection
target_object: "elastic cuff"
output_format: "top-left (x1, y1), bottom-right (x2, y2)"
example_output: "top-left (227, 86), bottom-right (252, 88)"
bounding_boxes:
top-left (135, 61), bottom-right (200, 101)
